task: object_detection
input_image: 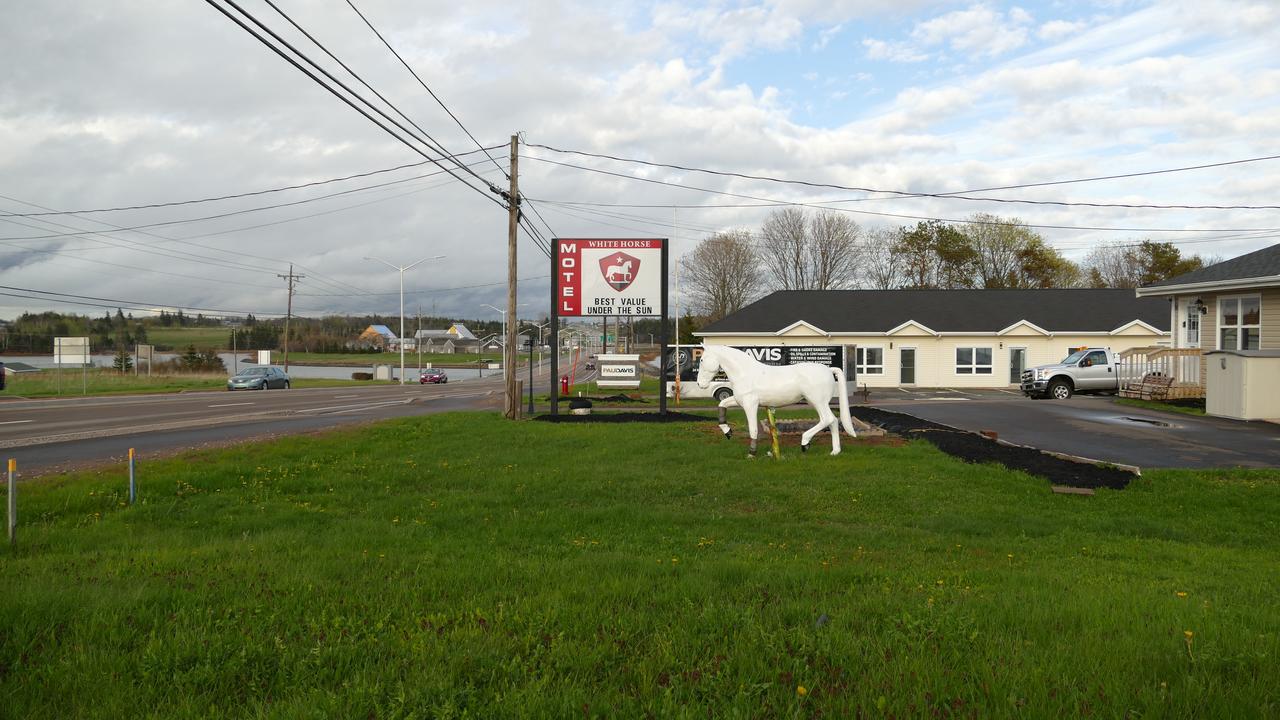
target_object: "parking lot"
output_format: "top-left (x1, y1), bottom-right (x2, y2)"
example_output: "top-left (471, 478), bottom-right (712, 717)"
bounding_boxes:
top-left (864, 388), bottom-right (1280, 470)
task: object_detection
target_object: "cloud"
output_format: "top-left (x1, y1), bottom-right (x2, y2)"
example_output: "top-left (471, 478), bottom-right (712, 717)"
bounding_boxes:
top-left (910, 3), bottom-right (1034, 58)
top-left (862, 38), bottom-right (929, 63)
top-left (1038, 19), bottom-right (1088, 40)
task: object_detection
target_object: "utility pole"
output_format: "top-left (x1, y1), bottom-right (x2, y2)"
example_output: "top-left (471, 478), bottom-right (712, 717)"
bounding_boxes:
top-left (277, 265), bottom-right (304, 371)
top-left (505, 134), bottom-right (519, 419)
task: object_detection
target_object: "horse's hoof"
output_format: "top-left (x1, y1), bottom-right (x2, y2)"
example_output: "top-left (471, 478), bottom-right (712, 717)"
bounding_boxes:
top-left (748, 449), bottom-right (757, 458)
top-left (800, 443), bottom-right (809, 453)
top-left (718, 423), bottom-right (732, 439)
top-left (830, 449), bottom-right (841, 456)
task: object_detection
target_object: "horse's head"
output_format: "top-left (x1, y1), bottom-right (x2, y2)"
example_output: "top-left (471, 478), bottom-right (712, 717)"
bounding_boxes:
top-left (696, 346), bottom-right (721, 388)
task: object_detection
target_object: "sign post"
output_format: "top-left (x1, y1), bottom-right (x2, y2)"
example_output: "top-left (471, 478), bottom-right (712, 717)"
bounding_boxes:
top-left (550, 238), bottom-right (668, 416)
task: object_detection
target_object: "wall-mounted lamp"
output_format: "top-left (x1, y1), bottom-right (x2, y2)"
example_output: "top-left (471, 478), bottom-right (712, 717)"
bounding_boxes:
top-left (999, 342), bottom-right (1004, 349)
top-left (889, 342), bottom-right (893, 349)
top-left (1193, 298), bottom-right (1208, 315)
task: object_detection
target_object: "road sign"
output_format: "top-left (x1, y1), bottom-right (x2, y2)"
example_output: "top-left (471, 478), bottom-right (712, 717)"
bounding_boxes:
top-left (53, 337), bottom-right (89, 365)
top-left (555, 239), bottom-right (663, 317)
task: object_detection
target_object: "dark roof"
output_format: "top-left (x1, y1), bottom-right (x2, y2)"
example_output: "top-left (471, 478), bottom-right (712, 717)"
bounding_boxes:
top-left (699, 289), bottom-right (1168, 334)
top-left (1145, 242), bottom-right (1280, 288)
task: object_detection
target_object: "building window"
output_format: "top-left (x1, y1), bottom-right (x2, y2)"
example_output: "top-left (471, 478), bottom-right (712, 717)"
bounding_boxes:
top-left (956, 347), bottom-right (993, 374)
top-left (855, 347), bottom-right (884, 375)
top-left (1219, 295), bottom-right (1261, 350)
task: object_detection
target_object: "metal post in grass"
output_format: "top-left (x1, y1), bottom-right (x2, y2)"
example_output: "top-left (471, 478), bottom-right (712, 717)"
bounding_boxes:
top-left (7, 458), bottom-right (15, 546)
top-left (128, 448), bottom-right (136, 504)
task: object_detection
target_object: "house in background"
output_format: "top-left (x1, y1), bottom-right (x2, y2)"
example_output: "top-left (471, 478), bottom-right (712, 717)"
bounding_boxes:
top-left (696, 288), bottom-right (1169, 388)
top-left (1136, 242), bottom-right (1278, 352)
top-left (1136, 243), bottom-right (1280, 420)
top-left (414, 323), bottom-right (478, 345)
top-left (357, 324), bottom-right (397, 350)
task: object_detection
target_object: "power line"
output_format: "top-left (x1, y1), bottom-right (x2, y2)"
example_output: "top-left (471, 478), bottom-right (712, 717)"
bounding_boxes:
top-left (344, 0), bottom-right (507, 180)
top-left (296, 274), bottom-right (550, 298)
top-left (0, 145), bottom-right (503, 219)
top-left (204, 0), bottom-right (507, 212)
top-left (523, 142), bottom-right (1280, 211)
top-left (0, 284), bottom-right (292, 317)
top-left (521, 155), bottom-right (1280, 234)
top-left (0, 157), bottom-right (505, 243)
top-left (256, 0), bottom-right (501, 195)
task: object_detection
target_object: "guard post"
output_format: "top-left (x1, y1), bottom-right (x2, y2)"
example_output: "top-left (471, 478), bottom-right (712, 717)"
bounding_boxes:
top-left (128, 448), bottom-right (136, 504)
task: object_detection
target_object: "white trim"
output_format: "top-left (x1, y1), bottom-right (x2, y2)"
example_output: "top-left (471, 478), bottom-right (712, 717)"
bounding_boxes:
top-left (774, 320), bottom-right (829, 337)
top-left (995, 320), bottom-right (1051, 336)
top-left (1108, 319), bottom-right (1163, 335)
top-left (1216, 293), bottom-right (1262, 351)
top-left (1136, 274), bottom-right (1280, 297)
top-left (884, 319), bottom-right (939, 336)
top-left (953, 345), bottom-right (995, 376)
top-left (854, 345), bottom-right (885, 376)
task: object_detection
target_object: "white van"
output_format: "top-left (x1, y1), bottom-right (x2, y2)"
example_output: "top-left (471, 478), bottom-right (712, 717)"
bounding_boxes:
top-left (666, 379), bottom-right (734, 401)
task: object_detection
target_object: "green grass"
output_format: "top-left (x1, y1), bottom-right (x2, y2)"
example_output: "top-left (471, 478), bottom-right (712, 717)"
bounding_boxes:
top-left (0, 370), bottom-right (390, 398)
top-left (3, 413), bottom-right (1279, 717)
top-left (145, 326), bottom-right (232, 350)
top-left (1115, 397), bottom-right (1208, 416)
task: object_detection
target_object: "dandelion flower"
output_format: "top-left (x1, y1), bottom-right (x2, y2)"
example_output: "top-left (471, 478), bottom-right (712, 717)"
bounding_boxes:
top-left (797, 685), bottom-right (807, 696)
top-left (1184, 630), bottom-right (1194, 639)
top-left (1176, 592), bottom-right (1187, 598)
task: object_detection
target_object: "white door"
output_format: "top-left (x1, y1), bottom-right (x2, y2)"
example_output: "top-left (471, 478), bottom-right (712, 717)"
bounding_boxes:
top-left (1183, 298), bottom-right (1201, 349)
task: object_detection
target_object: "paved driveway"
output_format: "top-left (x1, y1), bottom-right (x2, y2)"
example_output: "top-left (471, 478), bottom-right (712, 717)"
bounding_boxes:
top-left (864, 388), bottom-right (1280, 470)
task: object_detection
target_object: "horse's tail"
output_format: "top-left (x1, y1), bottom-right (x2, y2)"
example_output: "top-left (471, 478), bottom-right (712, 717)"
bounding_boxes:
top-left (830, 367), bottom-right (858, 438)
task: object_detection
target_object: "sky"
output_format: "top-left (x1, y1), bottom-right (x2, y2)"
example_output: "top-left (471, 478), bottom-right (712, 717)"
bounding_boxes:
top-left (2, 0), bottom-right (1278, 323)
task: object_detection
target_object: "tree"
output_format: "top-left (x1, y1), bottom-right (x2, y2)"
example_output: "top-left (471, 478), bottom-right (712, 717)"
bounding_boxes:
top-left (757, 209), bottom-right (861, 290)
top-left (112, 348), bottom-right (133, 373)
top-left (680, 229), bottom-right (764, 322)
top-left (758, 208), bottom-right (809, 290)
top-left (1016, 238), bottom-right (1082, 288)
top-left (893, 220), bottom-right (974, 288)
top-left (964, 213), bottom-right (1036, 288)
top-left (860, 228), bottom-right (902, 289)
top-left (1083, 241), bottom-right (1203, 288)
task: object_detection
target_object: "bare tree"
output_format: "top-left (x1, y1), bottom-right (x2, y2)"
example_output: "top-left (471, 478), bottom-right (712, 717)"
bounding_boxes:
top-left (807, 212), bottom-right (862, 289)
top-left (859, 227), bottom-right (902, 289)
top-left (680, 230), bottom-right (764, 321)
top-left (758, 208), bottom-right (810, 290)
top-left (1083, 244), bottom-right (1143, 288)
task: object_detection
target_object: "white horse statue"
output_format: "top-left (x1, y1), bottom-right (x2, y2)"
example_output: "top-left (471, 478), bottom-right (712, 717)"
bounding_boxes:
top-left (697, 344), bottom-right (858, 456)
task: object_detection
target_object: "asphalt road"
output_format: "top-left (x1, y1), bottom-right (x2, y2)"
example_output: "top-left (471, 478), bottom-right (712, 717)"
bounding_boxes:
top-left (1, 360), bottom-right (592, 476)
top-left (866, 388), bottom-right (1280, 470)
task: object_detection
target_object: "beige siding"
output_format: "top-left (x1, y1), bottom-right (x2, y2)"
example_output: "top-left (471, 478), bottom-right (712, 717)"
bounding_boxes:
top-left (703, 328), bottom-right (1166, 388)
top-left (1263, 288), bottom-right (1280, 350)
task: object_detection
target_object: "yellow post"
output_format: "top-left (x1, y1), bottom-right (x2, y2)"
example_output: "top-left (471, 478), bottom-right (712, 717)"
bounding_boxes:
top-left (7, 458), bottom-right (15, 546)
top-left (128, 448), bottom-right (136, 505)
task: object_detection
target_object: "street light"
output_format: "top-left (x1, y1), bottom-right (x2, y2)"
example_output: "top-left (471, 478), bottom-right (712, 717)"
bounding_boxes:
top-left (481, 302), bottom-right (526, 367)
top-left (365, 254), bottom-right (445, 385)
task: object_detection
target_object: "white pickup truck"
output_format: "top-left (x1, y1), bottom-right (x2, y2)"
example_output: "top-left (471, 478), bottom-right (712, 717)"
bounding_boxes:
top-left (1020, 347), bottom-right (1120, 400)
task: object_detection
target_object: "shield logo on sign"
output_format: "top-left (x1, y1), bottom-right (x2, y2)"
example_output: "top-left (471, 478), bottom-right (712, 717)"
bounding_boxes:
top-left (598, 251), bottom-right (640, 292)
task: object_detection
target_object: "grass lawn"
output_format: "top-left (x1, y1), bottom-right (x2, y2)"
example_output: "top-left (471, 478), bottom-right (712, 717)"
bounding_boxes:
top-left (3, 413), bottom-right (1279, 717)
top-left (1115, 397), bottom-right (1208, 416)
top-left (144, 326), bottom-right (232, 350)
top-left (1, 370), bottom-right (390, 398)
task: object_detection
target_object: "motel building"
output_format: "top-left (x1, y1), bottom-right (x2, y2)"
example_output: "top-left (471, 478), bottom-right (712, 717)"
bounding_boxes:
top-left (695, 288), bottom-right (1170, 388)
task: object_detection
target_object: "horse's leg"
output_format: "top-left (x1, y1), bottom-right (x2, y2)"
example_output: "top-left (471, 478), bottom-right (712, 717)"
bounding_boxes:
top-left (742, 397), bottom-right (760, 458)
top-left (717, 396), bottom-right (739, 438)
top-left (800, 397), bottom-right (839, 454)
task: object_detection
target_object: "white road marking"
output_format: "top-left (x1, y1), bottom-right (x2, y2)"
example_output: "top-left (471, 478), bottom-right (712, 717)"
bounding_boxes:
top-left (207, 402), bottom-right (254, 408)
top-left (296, 399), bottom-right (408, 414)
top-left (926, 397), bottom-right (970, 401)
top-left (332, 394), bottom-right (360, 399)
top-left (0, 420), bottom-right (34, 425)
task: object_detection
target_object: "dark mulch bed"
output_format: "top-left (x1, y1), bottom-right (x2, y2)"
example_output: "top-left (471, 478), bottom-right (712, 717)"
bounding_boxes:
top-left (534, 411), bottom-right (712, 423)
top-left (1158, 397), bottom-right (1206, 411)
top-left (847, 406), bottom-right (1134, 490)
top-left (554, 394), bottom-right (649, 403)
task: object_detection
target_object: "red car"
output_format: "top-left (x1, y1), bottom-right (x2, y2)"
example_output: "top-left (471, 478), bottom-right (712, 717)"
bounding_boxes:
top-left (419, 368), bottom-right (448, 384)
